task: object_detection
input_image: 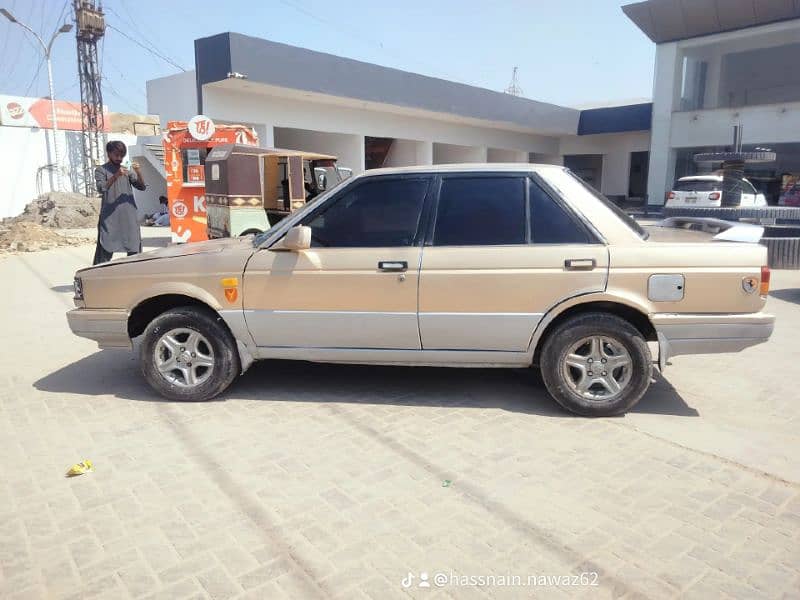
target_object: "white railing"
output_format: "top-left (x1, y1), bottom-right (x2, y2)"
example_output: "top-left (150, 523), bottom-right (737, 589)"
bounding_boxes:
top-left (671, 100), bottom-right (800, 147)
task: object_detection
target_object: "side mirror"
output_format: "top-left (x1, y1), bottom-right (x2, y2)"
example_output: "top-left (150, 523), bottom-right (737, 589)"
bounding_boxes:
top-left (283, 225), bottom-right (311, 251)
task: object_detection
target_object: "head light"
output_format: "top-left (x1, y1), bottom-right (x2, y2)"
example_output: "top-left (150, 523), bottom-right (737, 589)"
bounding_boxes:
top-left (73, 277), bottom-right (83, 300)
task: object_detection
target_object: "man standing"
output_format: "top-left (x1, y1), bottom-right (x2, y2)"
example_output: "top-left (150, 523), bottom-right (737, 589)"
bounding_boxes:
top-left (93, 140), bottom-right (147, 265)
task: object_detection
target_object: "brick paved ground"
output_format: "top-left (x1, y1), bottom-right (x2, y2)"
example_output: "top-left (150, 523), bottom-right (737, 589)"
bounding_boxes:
top-left (1, 236), bottom-right (799, 599)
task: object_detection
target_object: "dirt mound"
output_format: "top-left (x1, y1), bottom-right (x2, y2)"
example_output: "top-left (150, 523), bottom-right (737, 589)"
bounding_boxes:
top-left (0, 222), bottom-right (93, 253)
top-left (6, 192), bottom-right (101, 228)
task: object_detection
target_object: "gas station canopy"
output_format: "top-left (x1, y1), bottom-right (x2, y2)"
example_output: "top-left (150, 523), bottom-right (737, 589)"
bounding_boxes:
top-left (623, 0), bottom-right (800, 44)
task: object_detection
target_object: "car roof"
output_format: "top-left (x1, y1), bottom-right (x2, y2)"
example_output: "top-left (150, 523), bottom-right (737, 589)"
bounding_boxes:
top-left (356, 163), bottom-right (564, 177)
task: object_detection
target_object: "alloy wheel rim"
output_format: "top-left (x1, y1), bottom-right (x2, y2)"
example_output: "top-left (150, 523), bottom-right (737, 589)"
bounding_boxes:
top-left (154, 328), bottom-right (215, 388)
top-left (561, 335), bottom-right (632, 402)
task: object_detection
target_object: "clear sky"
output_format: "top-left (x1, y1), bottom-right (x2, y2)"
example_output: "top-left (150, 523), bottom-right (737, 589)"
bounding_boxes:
top-left (0, 0), bottom-right (655, 116)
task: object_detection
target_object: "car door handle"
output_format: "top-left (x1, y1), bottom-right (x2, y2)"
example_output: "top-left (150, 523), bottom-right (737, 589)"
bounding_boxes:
top-left (378, 261), bottom-right (408, 272)
top-left (564, 258), bottom-right (596, 271)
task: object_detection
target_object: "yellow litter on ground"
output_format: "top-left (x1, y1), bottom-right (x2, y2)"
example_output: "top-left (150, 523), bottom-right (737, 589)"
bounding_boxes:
top-left (66, 460), bottom-right (93, 477)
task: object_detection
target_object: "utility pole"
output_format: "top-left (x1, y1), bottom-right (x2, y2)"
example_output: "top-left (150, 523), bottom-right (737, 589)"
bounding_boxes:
top-left (504, 66), bottom-right (523, 97)
top-left (73, 0), bottom-right (106, 196)
top-left (1, 8), bottom-right (73, 191)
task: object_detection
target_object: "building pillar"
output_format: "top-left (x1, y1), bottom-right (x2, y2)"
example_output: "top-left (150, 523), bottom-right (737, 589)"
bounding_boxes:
top-left (254, 124), bottom-right (275, 148)
top-left (647, 42), bottom-right (681, 206)
top-left (416, 141), bottom-right (433, 165)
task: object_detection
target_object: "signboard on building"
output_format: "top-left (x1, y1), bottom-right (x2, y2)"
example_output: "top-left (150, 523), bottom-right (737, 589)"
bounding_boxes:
top-left (188, 114), bottom-right (215, 141)
top-left (0, 95), bottom-right (110, 131)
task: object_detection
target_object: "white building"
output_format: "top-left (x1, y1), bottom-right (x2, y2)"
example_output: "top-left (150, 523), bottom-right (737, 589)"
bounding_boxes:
top-left (0, 99), bottom-right (163, 219)
top-left (146, 33), bottom-right (652, 205)
top-left (624, 0), bottom-right (800, 205)
top-left (7, 0), bottom-right (797, 220)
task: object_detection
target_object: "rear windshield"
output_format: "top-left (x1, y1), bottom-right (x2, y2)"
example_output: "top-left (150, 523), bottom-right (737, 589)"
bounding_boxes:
top-left (547, 170), bottom-right (649, 240)
top-left (672, 180), bottom-right (721, 192)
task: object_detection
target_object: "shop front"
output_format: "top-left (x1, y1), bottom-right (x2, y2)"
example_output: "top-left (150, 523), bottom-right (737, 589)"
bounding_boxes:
top-left (673, 142), bottom-right (800, 206)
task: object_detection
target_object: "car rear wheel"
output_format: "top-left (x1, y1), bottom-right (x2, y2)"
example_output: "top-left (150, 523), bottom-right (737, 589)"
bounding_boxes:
top-left (540, 312), bottom-right (651, 416)
top-left (140, 307), bottom-right (240, 401)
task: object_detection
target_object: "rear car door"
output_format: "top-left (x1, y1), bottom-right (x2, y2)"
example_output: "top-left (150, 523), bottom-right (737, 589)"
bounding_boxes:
top-left (418, 174), bottom-right (608, 352)
top-left (243, 175), bottom-right (432, 349)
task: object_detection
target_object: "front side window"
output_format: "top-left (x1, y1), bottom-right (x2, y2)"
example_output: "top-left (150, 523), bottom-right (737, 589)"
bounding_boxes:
top-left (529, 179), bottom-right (589, 244)
top-left (303, 177), bottom-right (429, 247)
top-left (434, 177), bottom-right (526, 246)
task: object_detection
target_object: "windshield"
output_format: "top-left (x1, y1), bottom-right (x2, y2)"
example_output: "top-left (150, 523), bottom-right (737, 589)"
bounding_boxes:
top-left (542, 168), bottom-right (648, 240)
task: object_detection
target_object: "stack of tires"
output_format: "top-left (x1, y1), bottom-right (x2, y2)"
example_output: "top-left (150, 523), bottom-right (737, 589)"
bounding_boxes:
top-left (662, 205), bottom-right (800, 269)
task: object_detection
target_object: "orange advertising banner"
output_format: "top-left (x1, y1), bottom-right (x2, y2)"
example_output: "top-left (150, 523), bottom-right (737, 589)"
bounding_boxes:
top-left (163, 119), bottom-right (258, 243)
top-left (0, 94), bottom-right (111, 131)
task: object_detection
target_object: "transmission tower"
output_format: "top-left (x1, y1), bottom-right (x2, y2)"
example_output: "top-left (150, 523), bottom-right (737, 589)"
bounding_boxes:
top-left (73, 0), bottom-right (106, 195)
top-left (504, 66), bottom-right (523, 97)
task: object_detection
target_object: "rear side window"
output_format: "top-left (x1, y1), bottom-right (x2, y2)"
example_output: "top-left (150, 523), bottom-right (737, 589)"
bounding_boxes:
top-left (434, 177), bottom-right (526, 246)
top-left (529, 179), bottom-right (589, 244)
top-left (673, 180), bottom-right (721, 192)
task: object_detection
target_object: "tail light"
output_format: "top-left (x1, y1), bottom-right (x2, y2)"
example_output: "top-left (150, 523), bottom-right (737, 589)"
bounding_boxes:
top-left (667, 191), bottom-right (675, 200)
top-left (709, 192), bottom-right (720, 201)
top-left (761, 265), bottom-right (770, 296)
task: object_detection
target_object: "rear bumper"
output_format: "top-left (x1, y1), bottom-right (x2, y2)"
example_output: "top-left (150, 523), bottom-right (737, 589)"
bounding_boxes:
top-left (67, 308), bottom-right (132, 349)
top-left (653, 312), bottom-right (774, 368)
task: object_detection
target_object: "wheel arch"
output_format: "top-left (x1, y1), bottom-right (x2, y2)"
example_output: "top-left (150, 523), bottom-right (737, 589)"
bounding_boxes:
top-left (127, 288), bottom-right (255, 374)
top-left (530, 296), bottom-right (656, 366)
top-left (239, 229), bottom-right (264, 237)
top-left (128, 294), bottom-right (221, 339)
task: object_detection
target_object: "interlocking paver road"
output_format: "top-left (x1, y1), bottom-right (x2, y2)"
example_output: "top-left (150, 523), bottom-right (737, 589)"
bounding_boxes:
top-left (1, 234), bottom-right (799, 599)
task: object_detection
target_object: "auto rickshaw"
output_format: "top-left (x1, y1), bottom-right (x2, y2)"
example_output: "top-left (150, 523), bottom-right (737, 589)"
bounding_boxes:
top-left (205, 145), bottom-right (351, 238)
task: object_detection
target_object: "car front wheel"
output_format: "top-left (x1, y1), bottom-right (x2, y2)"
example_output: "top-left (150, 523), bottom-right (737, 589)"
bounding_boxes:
top-left (540, 312), bottom-right (651, 416)
top-left (140, 307), bottom-right (240, 401)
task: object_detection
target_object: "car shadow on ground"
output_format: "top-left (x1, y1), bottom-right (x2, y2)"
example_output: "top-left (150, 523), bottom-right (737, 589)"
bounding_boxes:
top-left (35, 349), bottom-right (698, 417)
top-left (769, 288), bottom-right (800, 305)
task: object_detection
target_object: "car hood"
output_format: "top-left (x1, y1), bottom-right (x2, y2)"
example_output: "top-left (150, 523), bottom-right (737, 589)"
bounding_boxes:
top-left (79, 236), bottom-right (255, 272)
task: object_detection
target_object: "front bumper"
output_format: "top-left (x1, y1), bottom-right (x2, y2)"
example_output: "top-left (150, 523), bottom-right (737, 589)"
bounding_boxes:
top-left (67, 309), bottom-right (132, 349)
top-left (653, 312), bottom-right (774, 369)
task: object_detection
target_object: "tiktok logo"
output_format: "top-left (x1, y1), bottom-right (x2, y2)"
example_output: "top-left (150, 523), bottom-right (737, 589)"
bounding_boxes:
top-left (401, 572), bottom-right (431, 589)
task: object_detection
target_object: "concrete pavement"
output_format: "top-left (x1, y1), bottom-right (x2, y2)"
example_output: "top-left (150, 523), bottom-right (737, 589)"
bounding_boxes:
top-left (0, 235), bottom-right (799, 599)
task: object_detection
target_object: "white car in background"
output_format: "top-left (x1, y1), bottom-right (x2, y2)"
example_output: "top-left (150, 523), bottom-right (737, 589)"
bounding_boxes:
top-left (666, 175), bottom-right (767, 208)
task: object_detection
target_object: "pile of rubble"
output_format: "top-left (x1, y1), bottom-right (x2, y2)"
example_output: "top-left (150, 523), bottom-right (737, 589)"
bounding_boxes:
top-left (0, 222), bottom-right (93, 254)
top-left (5, 191), bottom-right (100, 229)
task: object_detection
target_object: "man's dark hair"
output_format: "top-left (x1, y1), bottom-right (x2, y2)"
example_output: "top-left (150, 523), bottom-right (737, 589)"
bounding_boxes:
top-left (106, 140), bottom-right (127, 155)
top-left (159, 195), bottom-right (168, 204)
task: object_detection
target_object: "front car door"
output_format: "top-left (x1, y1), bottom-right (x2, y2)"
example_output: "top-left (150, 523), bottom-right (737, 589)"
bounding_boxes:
top-left (418, 173), bottom-right (608, 352)
top-left (243, 175), bottom-right (432, 349)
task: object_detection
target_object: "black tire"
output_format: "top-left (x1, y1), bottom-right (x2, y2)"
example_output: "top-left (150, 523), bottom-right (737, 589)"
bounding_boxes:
top-left (539, 312), bottom-right (651, 417)
top-left (140, 307), bottom-right (240, 401)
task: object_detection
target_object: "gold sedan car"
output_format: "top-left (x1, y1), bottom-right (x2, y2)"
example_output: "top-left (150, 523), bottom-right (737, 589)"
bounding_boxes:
top-left (68, 165), bottom-right (774, 416)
